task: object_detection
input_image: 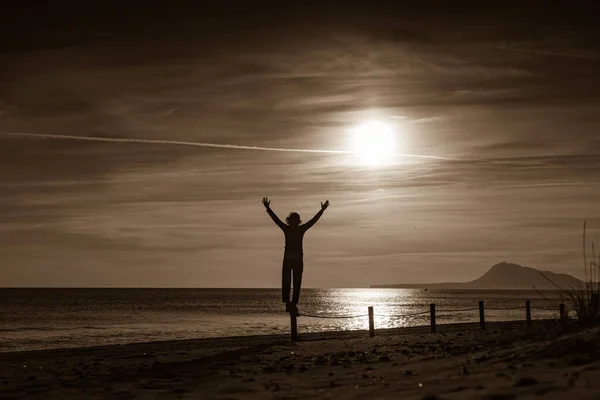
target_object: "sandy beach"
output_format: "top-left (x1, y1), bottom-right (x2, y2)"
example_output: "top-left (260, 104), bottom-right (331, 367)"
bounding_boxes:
top-left (2, 320), bottom-right (599, 399)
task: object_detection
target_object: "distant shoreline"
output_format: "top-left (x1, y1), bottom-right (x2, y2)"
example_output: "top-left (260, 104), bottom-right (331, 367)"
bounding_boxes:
top-left (369, 285), bottom-right (565, 290)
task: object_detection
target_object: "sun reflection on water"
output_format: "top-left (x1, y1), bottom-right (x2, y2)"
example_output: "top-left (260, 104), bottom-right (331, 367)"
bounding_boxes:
top-left (297, 288), bottom-right (564, 334)
top-left (300, 288), bottom-right (425, 332)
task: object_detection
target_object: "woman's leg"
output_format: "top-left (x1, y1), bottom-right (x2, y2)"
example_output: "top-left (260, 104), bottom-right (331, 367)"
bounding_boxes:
top-left (282, 260), bottom-right (292, 303)
top-left (291, 258), bottom-right (304, 304)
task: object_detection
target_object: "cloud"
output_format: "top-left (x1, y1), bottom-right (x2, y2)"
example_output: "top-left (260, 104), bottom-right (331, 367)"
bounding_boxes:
top-left (496, 45), bottom-right (600, 61)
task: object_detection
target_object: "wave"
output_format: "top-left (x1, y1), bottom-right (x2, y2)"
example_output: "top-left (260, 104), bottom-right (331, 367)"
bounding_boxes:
top-left (0, 326), bottom-right (109, 332)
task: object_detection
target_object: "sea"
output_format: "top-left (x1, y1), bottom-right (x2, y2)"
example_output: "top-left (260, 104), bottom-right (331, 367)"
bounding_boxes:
top-left (0, 288), bottom-right (566, 353)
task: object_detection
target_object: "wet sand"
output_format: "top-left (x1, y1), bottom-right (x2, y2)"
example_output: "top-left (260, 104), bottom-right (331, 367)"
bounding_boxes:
top-left (1, 320), bottom-right (599, 399)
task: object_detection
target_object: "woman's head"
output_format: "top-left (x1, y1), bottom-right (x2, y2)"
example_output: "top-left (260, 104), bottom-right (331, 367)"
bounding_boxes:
top-left (285, 212), bottom-right (301, 226)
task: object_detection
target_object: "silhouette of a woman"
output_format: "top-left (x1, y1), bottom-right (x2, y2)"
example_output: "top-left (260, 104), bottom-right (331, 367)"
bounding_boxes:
top-left (262, 197), bottom-right (329, 315)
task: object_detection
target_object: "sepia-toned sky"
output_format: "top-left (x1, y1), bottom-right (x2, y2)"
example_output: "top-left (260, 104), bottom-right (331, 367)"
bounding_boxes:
top-left (1, 1), bottom-right (599, 287)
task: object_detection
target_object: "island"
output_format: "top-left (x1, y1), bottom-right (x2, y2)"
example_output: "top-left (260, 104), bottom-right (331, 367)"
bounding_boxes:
top-left (370, 262), bottom-right (583, 290)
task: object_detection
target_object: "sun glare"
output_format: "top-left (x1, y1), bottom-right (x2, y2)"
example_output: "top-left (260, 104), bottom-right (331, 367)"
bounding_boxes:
top-left (350, 120), bottom-right (397, 167)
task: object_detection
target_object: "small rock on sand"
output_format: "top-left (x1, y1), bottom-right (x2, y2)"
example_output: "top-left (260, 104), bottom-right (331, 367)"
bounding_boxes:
top-left (514, 377), bottom-right (538, 387)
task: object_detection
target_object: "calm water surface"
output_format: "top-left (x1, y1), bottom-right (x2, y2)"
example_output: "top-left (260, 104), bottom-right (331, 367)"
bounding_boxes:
top-left (0, 288), bottom-right (565, 352)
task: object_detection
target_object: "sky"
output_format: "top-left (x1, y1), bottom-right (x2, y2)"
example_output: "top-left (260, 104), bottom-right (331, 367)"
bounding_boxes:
top-left (1, 1), bottom-right (599, 287)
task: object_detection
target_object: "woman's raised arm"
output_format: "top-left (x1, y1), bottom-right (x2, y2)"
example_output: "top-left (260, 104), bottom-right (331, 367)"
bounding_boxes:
top-left (263, 197), bottom-right (287, 230)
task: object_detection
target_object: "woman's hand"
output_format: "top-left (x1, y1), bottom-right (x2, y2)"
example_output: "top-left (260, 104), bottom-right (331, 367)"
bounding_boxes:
top-left (321, 200), bottom-right (330, 211)
top-left (262, 197), bottom-right (271, 209)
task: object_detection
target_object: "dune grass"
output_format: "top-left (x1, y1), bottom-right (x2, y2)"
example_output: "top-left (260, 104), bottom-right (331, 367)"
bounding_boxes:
top-left (542, 221), bottom-right (600, 324)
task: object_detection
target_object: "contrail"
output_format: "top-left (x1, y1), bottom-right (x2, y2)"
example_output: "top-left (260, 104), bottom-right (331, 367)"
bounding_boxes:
top-left (0, 131), bottom-right (457, 160)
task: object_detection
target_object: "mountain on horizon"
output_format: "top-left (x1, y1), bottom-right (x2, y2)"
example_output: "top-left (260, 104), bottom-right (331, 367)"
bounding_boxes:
top-left (370, 262), bottom-right (584, 290)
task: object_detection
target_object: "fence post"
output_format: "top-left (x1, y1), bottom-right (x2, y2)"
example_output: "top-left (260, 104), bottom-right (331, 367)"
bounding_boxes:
top-left (559, 303), bottom-right (565, 320)
top-left (479, 301), bottom-right (485, 331)
top-left (526, 300), bottom-right (531, 327)
top-left (430, 303), bottom-right (436, 333)
top-left (368, 306), bottom-right (375, 337)
top-left (291, 312), bottom-right (298, 342)
top-left (592, 294), bottom-right (599, 322)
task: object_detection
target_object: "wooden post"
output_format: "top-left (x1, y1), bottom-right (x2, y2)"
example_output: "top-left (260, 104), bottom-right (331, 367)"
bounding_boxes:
top-left (430, 303), bottom-right (436, 333)
top-left (559, 303), bottom-right (565, 320)
top-left (526, 300), bottom-right (531, 327)
top-left (368, 306), bottom-right (375, 337)
top-left (291, 312), bottom-right (298, 342)
top-left (592, 294), bottom-right (599, 322)
top-left (479, 301), bottom-right (485, 331)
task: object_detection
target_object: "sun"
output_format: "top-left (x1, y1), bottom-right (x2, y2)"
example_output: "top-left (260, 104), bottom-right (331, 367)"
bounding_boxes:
top-left (350, 120), bottom-right (397, 167)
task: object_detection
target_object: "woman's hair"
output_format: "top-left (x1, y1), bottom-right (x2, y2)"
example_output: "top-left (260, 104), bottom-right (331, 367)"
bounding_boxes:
top-left (285, 212), bottom-right (301, 224)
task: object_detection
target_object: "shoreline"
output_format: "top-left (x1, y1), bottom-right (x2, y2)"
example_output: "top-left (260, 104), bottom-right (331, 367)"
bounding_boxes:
top-left (1, 318), bottom-right (552, 357)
